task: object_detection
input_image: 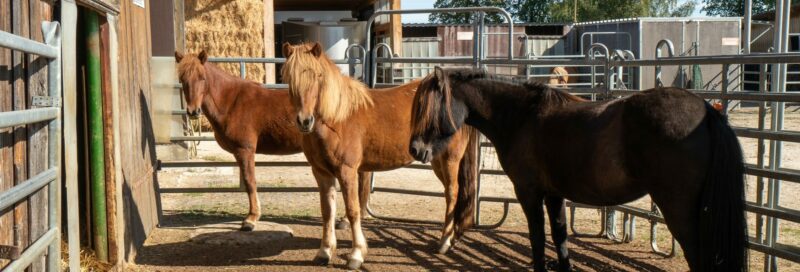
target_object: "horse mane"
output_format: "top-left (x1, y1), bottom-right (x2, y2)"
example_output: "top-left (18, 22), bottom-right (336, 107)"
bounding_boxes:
top-left (177, 54), bottom-right (205, 81)
top-left (282, 43), bottom-right (373, 123)
top-left (414, 67), bottom-right (585, 135)
top-left (445, 68), bottom-right (586, 107)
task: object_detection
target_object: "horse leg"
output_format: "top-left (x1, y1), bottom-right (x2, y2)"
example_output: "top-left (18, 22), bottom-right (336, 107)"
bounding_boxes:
top-left (338, 166), bottom-right (368, 270)
top-left (312, 168), bottom-right (337, 265)
top-left (336, 171), bottom-right (374, 230)
top-left (650, 191), bottom-right (702, 270)
top-left (235, 150), bottom-right (259, 231)
top-left (431, 158), bottom-right (458, 254)
top-left (358, 171), bottom-right (373, 219)
top-left (517, 189), bottom-right (547, 272)
top-left (545, 195), bottom-right (571, 272)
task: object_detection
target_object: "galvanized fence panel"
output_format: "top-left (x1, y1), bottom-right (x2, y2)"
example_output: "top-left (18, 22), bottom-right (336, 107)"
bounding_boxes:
top-left (157, 7), bottom-right (800, 271)
top-left (0, 21), bottom-right (68, 272)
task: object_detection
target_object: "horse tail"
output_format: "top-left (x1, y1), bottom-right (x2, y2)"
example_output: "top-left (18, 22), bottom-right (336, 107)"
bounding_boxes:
top-left (454, 126), bottom-right (480, 238)
top-left (699, 102), bottom-right (747, 271)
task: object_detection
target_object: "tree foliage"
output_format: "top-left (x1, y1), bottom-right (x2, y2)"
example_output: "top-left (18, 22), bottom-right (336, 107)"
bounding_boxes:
top-left (702, 0), bottom-right (775, 17)
top-left (429, 0), bottom-right (702, 24)
top-left (649, 0), bottom-right (697, 17)
top-left (429, 0), bottom-right (508, 24)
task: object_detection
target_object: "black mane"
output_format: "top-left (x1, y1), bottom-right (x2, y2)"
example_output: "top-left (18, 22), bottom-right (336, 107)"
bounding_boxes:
top-left (443, 68), bottom-right (583, 108)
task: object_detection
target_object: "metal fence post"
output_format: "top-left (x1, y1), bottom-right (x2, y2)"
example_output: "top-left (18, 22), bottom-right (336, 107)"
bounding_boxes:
top-left (654, 39), bottom-right (675, 88)
top-left (722, 64), bottom-right (730, 113)
top-left (43, 20), bottom-right (63, 272)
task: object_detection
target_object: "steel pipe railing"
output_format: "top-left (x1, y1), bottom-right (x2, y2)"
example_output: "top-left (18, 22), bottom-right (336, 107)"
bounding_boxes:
top-left (0, 28), bottom-right (59, 58)
top-left (0, 107), bottom-right (59, 128)
top-left (0, 21), bottom-right (66, 272)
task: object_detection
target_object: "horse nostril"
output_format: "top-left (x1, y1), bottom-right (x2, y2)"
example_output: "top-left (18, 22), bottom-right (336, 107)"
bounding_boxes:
top-left (409, 146), bottom-right (418, 156)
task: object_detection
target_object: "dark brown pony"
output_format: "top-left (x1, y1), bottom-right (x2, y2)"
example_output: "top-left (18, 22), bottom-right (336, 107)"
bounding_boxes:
top-left (281, 43), bottom-right (479, 270)
top-left (174, 51), bottom-right (372, 231)
top-left (410, 67), bottom-right (747, 272)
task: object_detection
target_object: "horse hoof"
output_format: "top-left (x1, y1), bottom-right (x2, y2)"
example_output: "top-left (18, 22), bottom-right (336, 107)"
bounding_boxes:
top-left (545, 260), bottom-right (572, 272)
top-left (346, 259), bottom-right (363, 270)
top-left (240, 221), bottom-right (255, 232)
top-left (312, 256), bottom-right (330, 266)
top-left (335, 219), bottom-right (349, 230)
top-left (437, 243), bottom-right (451, 254)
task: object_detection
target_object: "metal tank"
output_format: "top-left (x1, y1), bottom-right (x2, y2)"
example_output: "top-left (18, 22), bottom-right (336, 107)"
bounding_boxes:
top-left (282, 20), bottom-right (367, 78)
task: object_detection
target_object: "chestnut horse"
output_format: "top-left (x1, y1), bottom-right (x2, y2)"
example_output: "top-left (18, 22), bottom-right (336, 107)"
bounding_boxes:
top-left (281, 43), bottom-right (479, 270)
top-left (545, 66), bottom-right (577, 86)
top-left (409, 67), bottom-right (747, 272)
top-left (174, 51), bottom-right (372, 231)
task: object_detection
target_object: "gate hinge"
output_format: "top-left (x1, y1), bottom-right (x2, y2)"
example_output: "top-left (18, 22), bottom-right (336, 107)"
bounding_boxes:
top-left (0, 245), bottom-right (21, 260)
top-left (32, 96), bottom-right (62, 107)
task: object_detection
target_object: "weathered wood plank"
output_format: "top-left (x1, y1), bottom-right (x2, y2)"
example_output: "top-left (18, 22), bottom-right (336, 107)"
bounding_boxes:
top-left (118, 0), bottom-right (159, 261)
top-left (99, 18), bottom-right (119, 264)
top-left (26, 1), bottom-right (52, 271)
top-left (10, 2), bottom-right (30, 271)
top-left (0, 0), bottom-right (15, 268)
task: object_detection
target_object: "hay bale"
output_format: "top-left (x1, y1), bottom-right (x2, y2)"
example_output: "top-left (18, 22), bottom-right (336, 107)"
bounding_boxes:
top-left (184, 0), bottom-right (266, 82)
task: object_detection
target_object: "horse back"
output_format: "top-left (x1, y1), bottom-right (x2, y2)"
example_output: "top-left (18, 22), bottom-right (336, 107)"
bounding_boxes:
top-left (532, 87), bottom-right (709, 204)
top-left (349, 82), bottom-right (420, 170)
top-left (226, 84), bottom-right (303, 155)
top-left (621, 87), bottom-right (708, 140)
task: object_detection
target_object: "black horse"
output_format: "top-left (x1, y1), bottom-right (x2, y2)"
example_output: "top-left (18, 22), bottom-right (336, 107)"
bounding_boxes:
top-left (408, 67), bottom-right (747, 272)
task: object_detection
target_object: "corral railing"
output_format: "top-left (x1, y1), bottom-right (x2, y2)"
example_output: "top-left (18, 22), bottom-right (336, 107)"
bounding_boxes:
top-left (156, 7), bottom-right (800, 271)
top-left (156, 46), bottom-right (373, 214)
top-left (0, 22), bottom-right (69, 271)
top-left (364, 8), bottom-right (800, 271)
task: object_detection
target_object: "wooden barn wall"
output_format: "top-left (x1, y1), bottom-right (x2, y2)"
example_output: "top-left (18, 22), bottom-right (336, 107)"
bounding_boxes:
top-left (115, 0), bottom-right (159, 261)
top-left (0, 0), bottom-right (53, 270)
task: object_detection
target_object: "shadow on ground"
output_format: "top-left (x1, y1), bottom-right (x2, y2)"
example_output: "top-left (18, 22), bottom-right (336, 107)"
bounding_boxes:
top-left (133, 211), bottom-right (676, 271)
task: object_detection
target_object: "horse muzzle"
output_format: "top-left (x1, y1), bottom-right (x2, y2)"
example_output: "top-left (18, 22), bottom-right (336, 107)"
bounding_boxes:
top-left (409, 142), bottom-right (433, 163)
top-left (296, 115), bottom-right (315, 134)
top-left (187, 109), bottom-right (202, 119)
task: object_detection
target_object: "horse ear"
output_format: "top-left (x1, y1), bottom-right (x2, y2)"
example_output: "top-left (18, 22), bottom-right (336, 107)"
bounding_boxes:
top-left (198, 50), bottom-right (208, 64)
top-left (433, 66), bottom-right (447, 83)
top-left (282, 42), bottom-right (293, 57)
top-left (174, 51), bottom-right (184, 62)
top-left (310, 42), bottom-right (323, 57)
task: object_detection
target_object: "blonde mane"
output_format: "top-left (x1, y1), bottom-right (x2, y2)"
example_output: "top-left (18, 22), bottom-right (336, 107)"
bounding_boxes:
top-left (282, 43), bottom-right (373, 123)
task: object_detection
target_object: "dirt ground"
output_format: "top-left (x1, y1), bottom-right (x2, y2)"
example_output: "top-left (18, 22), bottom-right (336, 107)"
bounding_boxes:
top-left (129, 109), bottom-right (800, 271)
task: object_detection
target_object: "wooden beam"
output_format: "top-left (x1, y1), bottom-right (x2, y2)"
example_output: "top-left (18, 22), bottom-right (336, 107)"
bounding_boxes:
top-left (0, 0), bottom-right (15, 267)
top-left (99, 16), bottom-right (119, 265)
top-left (26, 1), bottom-right (53, 270)
top-left (389, 0), bottom-right (401, 56)
top-left (264, 0), bottom-right (275, 84)
top-left (60, 1), bottom-right (81, 270)
top-left (173, 0), bottom-right (185, 52)
top-left (11, 1), bottom-right (31, 269)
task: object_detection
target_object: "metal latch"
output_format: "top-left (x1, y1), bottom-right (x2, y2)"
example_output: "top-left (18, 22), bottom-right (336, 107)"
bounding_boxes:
top-left (31, 96), bottom-right (62, 107)
top-left (0, 245), bottom-right (21, 260)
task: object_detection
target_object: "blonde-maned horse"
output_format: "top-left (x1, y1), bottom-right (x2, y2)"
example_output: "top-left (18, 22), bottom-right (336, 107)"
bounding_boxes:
top-left (174, 50), bottom-right (373, 232)
top-left (281, 42), bottom-right (479, 270)
top-left (546, 66), bottom-right (577, 86)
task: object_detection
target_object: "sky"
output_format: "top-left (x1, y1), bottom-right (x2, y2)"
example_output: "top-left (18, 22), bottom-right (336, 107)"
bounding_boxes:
top-left (400, 0), bottom-right (706, 23)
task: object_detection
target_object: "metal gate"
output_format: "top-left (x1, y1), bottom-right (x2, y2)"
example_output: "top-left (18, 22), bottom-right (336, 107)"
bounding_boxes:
top-left (0, 22), bottom-right (67, 271)
top-left (364, 7), bottom-right (800, 271)
top-left (155, 6), bottom-right (800, 271)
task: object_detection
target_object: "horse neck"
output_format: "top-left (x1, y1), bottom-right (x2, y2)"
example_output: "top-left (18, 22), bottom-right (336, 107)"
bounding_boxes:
top-left (454, 79), bottom-right (537, 148)
top-left (200, 63), bottom-right (240, 125)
